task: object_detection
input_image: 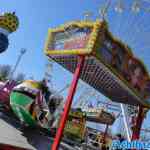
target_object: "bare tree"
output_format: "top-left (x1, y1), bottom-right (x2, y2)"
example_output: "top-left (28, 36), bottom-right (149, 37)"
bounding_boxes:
top-left (15, 73), bottom-right (25, 82)
top-left (0, 64), bottom-right (11, 81)
top-left (0, 64), bottom-right (26, 82)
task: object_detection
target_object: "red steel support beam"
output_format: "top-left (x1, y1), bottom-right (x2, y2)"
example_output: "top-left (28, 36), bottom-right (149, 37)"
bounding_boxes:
top-left (51, 55), bottom-right (85, 150)
top-left (0, 144), bottom-right (26, 150)
top-left (131, 107), bottom-right (145, 140)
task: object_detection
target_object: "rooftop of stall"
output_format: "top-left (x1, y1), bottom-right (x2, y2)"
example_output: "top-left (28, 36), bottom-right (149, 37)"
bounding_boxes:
top-left (86, 108), bottom-right (115, 125)
top-left (44, 20), bottom-right (150, 108)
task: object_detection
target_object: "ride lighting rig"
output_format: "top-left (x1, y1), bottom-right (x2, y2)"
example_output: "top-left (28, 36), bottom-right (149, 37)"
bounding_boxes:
top-left (0, 12), bottom-right (19, 53)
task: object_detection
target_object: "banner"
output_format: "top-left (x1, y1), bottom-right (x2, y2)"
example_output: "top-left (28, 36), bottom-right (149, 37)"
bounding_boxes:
top-left (52, 27), bottom-right (91, 50)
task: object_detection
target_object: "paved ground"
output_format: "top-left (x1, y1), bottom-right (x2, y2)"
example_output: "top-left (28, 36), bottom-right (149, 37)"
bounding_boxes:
top-left (0, 109), bottom-right (101, 150)
top-left (0, 111), bottom-right (78, 150)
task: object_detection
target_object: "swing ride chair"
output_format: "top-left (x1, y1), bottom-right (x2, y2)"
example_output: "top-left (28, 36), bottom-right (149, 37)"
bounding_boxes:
top-left (44, 20), bottom-right (150, 108)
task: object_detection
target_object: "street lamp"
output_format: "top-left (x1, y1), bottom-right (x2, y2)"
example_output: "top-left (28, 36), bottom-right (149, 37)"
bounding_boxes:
top-left (132, 0), bottom-right (141, 13)
top-left (83, 11), bottom-right (93, 21)
top-left (99, 0), bottom-right (111, 20)
top-left (114, 0), bottom-right (124, 13)
top-left (10, 48), bottom-right (27, 79)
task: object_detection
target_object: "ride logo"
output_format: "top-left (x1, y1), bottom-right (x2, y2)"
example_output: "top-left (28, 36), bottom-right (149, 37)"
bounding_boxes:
top-left (111, 140), bottom-right (150, 149)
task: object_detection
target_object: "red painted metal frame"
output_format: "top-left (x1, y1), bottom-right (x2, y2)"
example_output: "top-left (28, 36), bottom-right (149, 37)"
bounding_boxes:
top-left (0, 144), bottom-right (26, 150)
top-left (131, 107), bottom-right (145, 140)
top-left (51, 55), bottom-right (85, 150)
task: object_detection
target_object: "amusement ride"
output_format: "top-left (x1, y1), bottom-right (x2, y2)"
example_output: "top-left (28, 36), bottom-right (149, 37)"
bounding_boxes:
top-left (0, 0), bottom-right (150, 150)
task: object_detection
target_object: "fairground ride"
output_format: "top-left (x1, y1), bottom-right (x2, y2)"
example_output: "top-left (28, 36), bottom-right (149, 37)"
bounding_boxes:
top-left (44, 1), bottom-right (150, 149)
top-left (0, 12), bottom-right (19, 53)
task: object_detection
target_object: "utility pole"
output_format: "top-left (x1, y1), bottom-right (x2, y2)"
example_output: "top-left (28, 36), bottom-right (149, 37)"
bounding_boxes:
top-left (120, 104), bottom-right (132, 141)
top-left (83, 11), bottom-right (93, 21)
top-left (44, 62), bottom-right (53, 87)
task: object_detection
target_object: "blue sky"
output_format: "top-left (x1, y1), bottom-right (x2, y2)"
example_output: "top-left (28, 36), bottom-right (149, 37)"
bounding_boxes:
top-left (0, 0), bottom-right (150, 137)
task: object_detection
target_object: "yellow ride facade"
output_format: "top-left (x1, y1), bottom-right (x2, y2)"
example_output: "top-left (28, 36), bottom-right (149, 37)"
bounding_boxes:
top-left (44, 20), bottom-right (150, 108)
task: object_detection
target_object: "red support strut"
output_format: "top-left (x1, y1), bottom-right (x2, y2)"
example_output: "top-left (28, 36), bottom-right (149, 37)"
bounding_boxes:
top-left (131, 107), bottom-right (145, 140)
top-left (51, 56), bottom-right (85, 150)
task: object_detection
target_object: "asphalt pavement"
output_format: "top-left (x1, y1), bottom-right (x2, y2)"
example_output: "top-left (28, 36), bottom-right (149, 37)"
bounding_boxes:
top-left (0, 110), bottom-right (80, 150)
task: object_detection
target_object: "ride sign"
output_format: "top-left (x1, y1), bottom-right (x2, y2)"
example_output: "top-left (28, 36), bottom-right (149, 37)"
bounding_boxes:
top-left (44, 21), bottom-right (98, 55)
top-left (64, 35), bottom-right (90, 50)
top-left (52, 27), bottom-right (91, 50)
